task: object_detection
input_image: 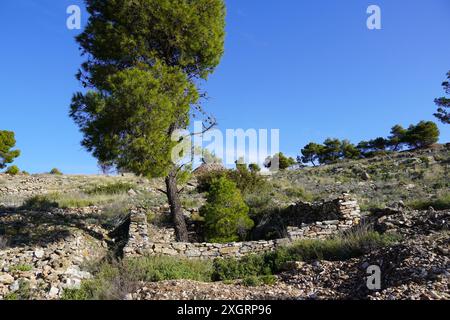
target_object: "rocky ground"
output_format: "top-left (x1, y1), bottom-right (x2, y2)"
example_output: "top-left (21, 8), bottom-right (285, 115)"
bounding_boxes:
top-left (131, 208), bottom-right (449, 300)
top-left (0, 147), bottom-right (449, 300)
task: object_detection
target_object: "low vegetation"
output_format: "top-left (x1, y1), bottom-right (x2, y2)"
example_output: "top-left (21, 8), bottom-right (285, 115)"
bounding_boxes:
top-left (62, 226), bottom-right (398, 300)
top-left (407, 193), bottom-right (450, 210)
top-left (83, 182), bottom-right (135, 195)
top-left (213, 229), bottom-right (399, 281)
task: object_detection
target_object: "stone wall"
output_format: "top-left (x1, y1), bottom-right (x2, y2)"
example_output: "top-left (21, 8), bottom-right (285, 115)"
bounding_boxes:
top-left (122, 194), bottom-right (361, 259)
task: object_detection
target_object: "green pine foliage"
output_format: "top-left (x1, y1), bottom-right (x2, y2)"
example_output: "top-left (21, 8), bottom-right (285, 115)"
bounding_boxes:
top-left (299, 120), bottom-right (441, 166)
top-left (200, 176), bottom-right (254, 243)
top-left (434, 71), bottom-right (450, 124)
top-left (0, 130), bottom-right (20, 170)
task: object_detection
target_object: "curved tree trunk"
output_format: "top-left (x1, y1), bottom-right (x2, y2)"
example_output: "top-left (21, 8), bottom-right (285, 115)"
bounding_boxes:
top-left (165, 170), bottom-right (189, 242)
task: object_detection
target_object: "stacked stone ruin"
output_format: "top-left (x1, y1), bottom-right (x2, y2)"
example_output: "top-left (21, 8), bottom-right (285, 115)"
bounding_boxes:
top-left (122, 193), bottom-right (361, 259)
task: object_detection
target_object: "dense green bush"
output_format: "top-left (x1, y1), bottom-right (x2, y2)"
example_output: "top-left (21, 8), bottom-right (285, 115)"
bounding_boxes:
top-left (200, 176), bottom-right (254, 243)
top-left (5, 165), bottom-right (20, 175)
top-left (197, 165), bottom-right (267, 196)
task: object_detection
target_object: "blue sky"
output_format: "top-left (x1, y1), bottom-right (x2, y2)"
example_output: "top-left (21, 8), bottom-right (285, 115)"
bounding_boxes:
top-left (0, 0), bottom-right (449, 174)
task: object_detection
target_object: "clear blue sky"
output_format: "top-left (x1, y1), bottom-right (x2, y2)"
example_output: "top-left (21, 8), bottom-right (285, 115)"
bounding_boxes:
top-left (1, 0), bottom-right (449, 174)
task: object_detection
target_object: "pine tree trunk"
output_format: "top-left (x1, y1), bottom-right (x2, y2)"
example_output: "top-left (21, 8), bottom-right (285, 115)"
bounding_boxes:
top-left (165, 170), bottom-right (189, 242)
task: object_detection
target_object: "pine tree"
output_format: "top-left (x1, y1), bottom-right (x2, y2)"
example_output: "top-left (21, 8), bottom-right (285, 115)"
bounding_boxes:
top-left (70, 0), bottom-right (226, 241)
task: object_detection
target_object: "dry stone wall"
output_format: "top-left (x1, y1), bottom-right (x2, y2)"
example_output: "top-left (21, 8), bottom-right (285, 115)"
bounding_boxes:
top-left (123, 194), bottom-right (361, 259)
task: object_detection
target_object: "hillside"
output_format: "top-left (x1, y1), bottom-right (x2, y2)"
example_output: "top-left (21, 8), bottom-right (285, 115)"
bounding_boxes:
top-left (0, 145), bottom-right (449, 300)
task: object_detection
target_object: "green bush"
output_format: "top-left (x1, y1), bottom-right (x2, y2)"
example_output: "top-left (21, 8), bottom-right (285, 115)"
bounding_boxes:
top-left (84, 182), bottom-right (135, 195)
top-left (213, 254), bottom-right (272, 281)
top-left (197, 166), bottom-right (268, 196)
top-left (200, 176), bottom-right (254, 243)
top-left (242, 275), bottom-right (277, 287)
top-left (5, 165), bottom-right (20, 175)
top-left (407, 194), bottom-right (450, 210)
top-left (11, 264), bottom-right (32, 272)
top-left (50, 168), bottom-right (63, 175)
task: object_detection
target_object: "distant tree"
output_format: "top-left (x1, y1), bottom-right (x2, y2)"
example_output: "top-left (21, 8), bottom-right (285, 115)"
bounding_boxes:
top-left (69, 0), bottom-right (226, 242)
top-left (370, 137), bottom-right (388, 151)
top-left (202, 149), bottom-right (223, 165)
top-left (264, 152), bottom-right (296, 170)
top-left (5, 165), bottom-right (20, 175)
top-left (248, 163), bottom-right (261, 173)
top-left (300, 143), bottom-right (324, 166)
top-left (388, 125), bottom-right (407, 151)
top-left (356, 140), bottom-right (371, 157)
top-left (200, 176), bottom-right (254, 243)
top-left (357, 137), bottom-right (388, 157)
top-left (235, 157), bottom-right (247, 172)
top-left (404, 121), bottom-right (440, 149)
top-left (321, 138), bottom-right (341, 164)
top-left (340, 140), bottom-right (361, 160)
top-left (50, 168), bottom-right (63, 175)
top-left (0, 130), bottom-right (20, 170)
top-left (434, 71), bottom-right (450, 124)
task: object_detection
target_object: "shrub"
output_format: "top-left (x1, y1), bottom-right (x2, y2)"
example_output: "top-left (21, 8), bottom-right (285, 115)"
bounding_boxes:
top-left (248, 163), bottom-right (261, 173)
top-left (200, 176), bottom-right (254, 243)
top-left (21, 195), bottom-right (59, 211)
top-left (407, 194), bottom-right (450, 210)
top-left (11, 264), bottom-right (32, 272)
top-left (242, 275), bottom-right (276, 287)
top-left (62, 256), bottom-right (214, 300)
top-left (283, 187), bottom-right (314, 202)
top-left (4, 280), bottom-right (32, 300)
top-left (124, 256), bottom-right (214, 283)
top-left (5, 165), bottom-right (20, 175)
top-left (213, 254), bottom-right (271, 281)
top-left (84, 182), bottom-right (135, 195)
top-left (50, 168), bottom-right (63, 175)
top-left (197, 167), bottom-right (267, 196)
